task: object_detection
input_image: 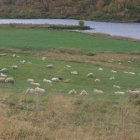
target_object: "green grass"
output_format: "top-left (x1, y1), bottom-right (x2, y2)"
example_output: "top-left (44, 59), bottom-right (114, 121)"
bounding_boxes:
top-left (0, 29), bottom-right (140, 51)
top-left (0, 51), bottom-right (140, 102)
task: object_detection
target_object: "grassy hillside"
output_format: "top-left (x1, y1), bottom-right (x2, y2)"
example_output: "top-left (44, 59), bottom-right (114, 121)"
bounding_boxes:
top-left (0, 0), bottom-right (139, 22)
top-left (0, 29), bottom-right (140, 51)
top-left (0, 49), bottom-right (140, 139)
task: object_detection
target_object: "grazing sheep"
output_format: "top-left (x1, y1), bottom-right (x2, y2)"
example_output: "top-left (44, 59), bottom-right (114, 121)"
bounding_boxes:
top-left (20, 60), bottom-right (26, 64)
top-left (12, 54), bottom-right (16, 57)
top-left (114, 91), bottom-right (125, 95)
top-left (0, 68), bottom-right (8, 73)
top-left (51, 77), bottom-right (59, 82)
top-left (17, 56), bottom-right (20, 58)
top-left (93, 89), bottom-right (104, 94)
top-left (5, 77), bottom-right (15, 83)
top-left (80, 90), bottom-right (88, 96)
top-left (128, 72), bottom-right (135, 75)
top-left (71, 71), bottom-right (78, 75)
top-left (0, 77), bottom-right (6, 83)
top-left (0, 73), bottom-right (7, 77)
top-left (111, 70), bottom-right (117, 73)
top-left (47, 64), bottom-right (53, 68)
top-left (42, 57), bottom-right (46, 60)
top-left (95, 78), bottom-right (100, 82)
top-left (124, 71), bottom-right (129, 74)
top-left (66, 65), bottom-right (71, 68)
top-left (128, 61), bottom-right (131, 63)
top-left (127, 90), bottom-right (140, 97)
top-left (68, 89), bottom-right (77, 95)
top-left (87, 73), bottom-right (94, 78)
top-left (43, 79), bottom-right (52, 84)
top-left (98, 68), bottom-right (103, 71)
top-left (30, 82), bottom-right (40, 86)
top-left (109, 77), bottom-right (115, 80)
top-left (25, 88), bottom-right (35, 94)
top-left (113, 85), bottom-right (121, 89)
top-left (0, 53), bottom-right (6, 56)
top-left (27, 79), bottom-right (34, 83)
top-left (35, 87), bottom-right (45, 93)
top-left (12, 65), bottom-right (18, 70)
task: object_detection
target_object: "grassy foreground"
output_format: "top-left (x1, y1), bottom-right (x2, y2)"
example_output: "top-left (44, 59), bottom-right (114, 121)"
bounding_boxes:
top-left (0, 29), bottom-right (140, 51)
top-left (0, 48), bottom-right (140, 139)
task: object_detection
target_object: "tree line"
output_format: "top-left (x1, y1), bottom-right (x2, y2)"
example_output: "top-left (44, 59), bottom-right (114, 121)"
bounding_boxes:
top-left (0, 0), bottom-right (139, 22)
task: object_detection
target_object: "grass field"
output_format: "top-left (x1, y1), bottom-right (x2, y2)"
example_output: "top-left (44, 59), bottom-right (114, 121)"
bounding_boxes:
top-left (0, 29), bottom-right (140, 140)
top-left (0, 29), bottom-right (140, 51)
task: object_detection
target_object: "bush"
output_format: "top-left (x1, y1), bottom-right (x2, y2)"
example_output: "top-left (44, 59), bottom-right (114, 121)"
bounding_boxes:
top-left (79, 20), bottom-right (85, 26)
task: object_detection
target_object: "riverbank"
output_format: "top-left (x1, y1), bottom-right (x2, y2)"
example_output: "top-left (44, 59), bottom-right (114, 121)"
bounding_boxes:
top-left (0, 23), bottom-right (90, 30)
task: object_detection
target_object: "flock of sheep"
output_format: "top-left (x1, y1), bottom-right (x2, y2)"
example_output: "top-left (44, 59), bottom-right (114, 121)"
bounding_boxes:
top-left (0, 52), bottom-right (140, 98)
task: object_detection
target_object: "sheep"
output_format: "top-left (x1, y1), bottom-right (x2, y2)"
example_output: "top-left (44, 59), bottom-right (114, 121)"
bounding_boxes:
top-left (127, 90), bottom-right (140, 97)
top-left (87, 73), bottom-right (94, 78)
top-left (20, 60), bottom-right (26, 64)
top-left (0, 73), bottom-right (7, 77)
top-left (17, 56), bottom-right (20, 58)
top-left (0, 53), bottom-right (6, 56)
top-left (109, 77), bottom-right (115, 80)
top-left (42, 57), bottom-right (47, 60)
top-left (0, 68), bottom-right (8, 73)
top-left (25, 88), bottom-right (35, 94)
top-left (114, 91), bottom-right (125, 95)
top-left (66, 65), bottom-right (71, 68)
top-left (111, 70), bottom-right (117, 73)
top-left (47, 64), bottom-right (53, 68)
top-left (71, 71), bottom-right (78, 75)
top-left (68, 89), bottom-right (77, 95)
top-left (27, 79), bottom-right (34, 83)
top-left (98, 68), bottom-right (103, 71)
top-left (12, 65), bottom-right (18, 70)
top-left (51, 77), bottom-right (59, 82)
top-left (93, 89), bottom-right (104, 94)
top-left (95, 78), bottom-right (100, 82)
top-left (113, 85), bottom-right (121, 89)
top-left (12, 54), bottom-right (16, 57)
top-left (43, 79), bottom-right (52, 84)
top-left (80, 90), bottom-right (88, 96)
top-left (5, 77), bottom-right (15, 83)
top-left (35, 87), bottom-right (46, 93)
top-left (30, 82), bottom-right (40, 86)
top-left (124, 71), bottom-right (129, 74)
top-left (128, 72), bottom-right (135, 75)
top-left (0, 77), bottom-right (6, 83)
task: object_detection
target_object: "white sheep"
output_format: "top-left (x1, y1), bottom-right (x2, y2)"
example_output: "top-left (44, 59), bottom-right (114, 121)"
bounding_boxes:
top-left (95, 78), bottom-right (100, 82)
top-left (87, 73), bottom-right (94, 78)
top-left (98, 68), bottom-right (103, 71)
top-left (43, 79), bottom-right (52, 84)
top-left (109, 77), bottom-right (115, 80)
top-left (0, 68), bottom-right (8, 73)
top-left (128, 72), bottom-right (135, 75)
top-left (12, 54), bottom-right (16, 57)
top-left (27, 79), bottom-right (34, 83)
top-left (0, 53), bottom-right (6, 56)
top-left (42, 57), bottom-right (47, 60)
top-left (12, 65), bottom-right (18, 70)
top-left (51, 77), bottom-right (59, 82)
top-left (80, 90), bottom-right (88, 96)
top-left (30, 82), bottom-right (40, 86)
top-left (5, 77), bottom-right (15, 83)
top-left (0, 77), bottom-right (6, 83)
top-left (111, 70), bottom-right (117, 73)
top-left (47, 64), bottom-right (54, 68)
top-left (25, 88), bottom-right (35, 94)
top-left (0, 73), bottom-right (7, 77)
top-left (114, 91), bottom-right (125, 95)
top-left (71, 71), bottom-right (78, 75)
top-left (93, 89), bottom-right (104, 94)
top-left (113, 85), bottom-right (121, 89)
top-left (35, 87), bottom-right (46, 93)
top-left (20, 60), bottom-right (26, 64)
top-left (68, 89), bottom-right (77, 95)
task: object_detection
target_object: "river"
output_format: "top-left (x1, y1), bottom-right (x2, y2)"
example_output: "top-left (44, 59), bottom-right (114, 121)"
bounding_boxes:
top-left (0, 19), bottom-right (140, 40)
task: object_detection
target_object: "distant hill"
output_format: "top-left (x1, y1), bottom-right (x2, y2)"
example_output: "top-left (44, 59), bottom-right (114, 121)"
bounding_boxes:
top-left (0, 0), bottom-right (139, 22)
